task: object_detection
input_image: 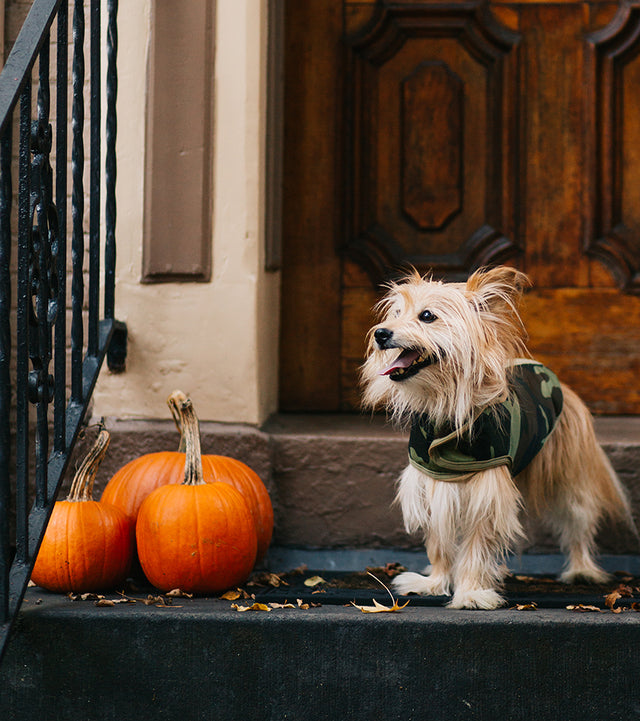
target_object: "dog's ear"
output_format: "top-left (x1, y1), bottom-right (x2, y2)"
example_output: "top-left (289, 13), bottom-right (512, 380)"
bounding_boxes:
top-left (465, 266), bottom-right (531, 313)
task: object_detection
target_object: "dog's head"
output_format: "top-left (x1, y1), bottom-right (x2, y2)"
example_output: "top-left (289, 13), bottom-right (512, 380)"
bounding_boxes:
top-left (361, 266), bottom-right (531, 427)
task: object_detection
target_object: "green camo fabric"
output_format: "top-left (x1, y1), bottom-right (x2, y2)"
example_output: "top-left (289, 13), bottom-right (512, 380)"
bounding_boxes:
top-left (408, 360), bottom-right (564, 482)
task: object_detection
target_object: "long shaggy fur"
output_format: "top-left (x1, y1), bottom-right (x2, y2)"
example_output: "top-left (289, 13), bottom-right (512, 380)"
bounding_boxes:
top-left (362, 266), bottom-right (634, 609)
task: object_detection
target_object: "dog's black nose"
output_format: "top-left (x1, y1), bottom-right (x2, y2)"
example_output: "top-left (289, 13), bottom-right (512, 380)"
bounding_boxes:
top-left (374, 328), bottom-right (393, 348)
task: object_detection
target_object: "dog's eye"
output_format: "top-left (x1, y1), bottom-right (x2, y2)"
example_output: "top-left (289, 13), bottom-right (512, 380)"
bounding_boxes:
top-left (419, 310), bottom-right (437, 323)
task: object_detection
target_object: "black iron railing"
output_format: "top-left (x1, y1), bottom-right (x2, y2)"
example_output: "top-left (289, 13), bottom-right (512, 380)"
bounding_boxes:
top-left (0, 0), bottom-right (125, 662)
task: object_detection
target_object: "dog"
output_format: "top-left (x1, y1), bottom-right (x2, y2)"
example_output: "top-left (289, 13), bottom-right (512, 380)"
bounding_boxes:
top-left (361, 265), bottom-right (634, 609)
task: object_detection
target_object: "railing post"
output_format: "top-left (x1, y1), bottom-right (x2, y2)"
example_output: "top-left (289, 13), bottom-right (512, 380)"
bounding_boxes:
top-left (0, 125), bottom-right (11, 624)
top-left (0, 0), bottom-right (126, 661)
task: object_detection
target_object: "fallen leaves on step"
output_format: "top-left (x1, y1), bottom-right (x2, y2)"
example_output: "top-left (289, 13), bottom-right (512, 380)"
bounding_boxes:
top-left (230, 598), bottom-right (322, 612)
top-left (566, 604), bottom-right (602, 613)
top-left (511, 602), bottom-right (538, 611)
top-left (351, 572), bottom-right (410, 614)
top-left (166, 588), bottom-right (193, 599)
top-left (247, 572), bottom-right (289, 588)
top-left (231, 602), bottom-right (272, 612)
top-left (220, 588), bottom-right (252, 601)
top-left (605, 591), bottom-right (623, 613)
top-left (351, 597), bottom-right (411, 614)
top-left (303, 575), bottom-right (327, 588)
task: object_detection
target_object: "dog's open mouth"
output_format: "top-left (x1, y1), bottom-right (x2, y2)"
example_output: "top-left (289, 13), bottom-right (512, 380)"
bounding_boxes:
top-left (379, 348), bottom-right (438, 381)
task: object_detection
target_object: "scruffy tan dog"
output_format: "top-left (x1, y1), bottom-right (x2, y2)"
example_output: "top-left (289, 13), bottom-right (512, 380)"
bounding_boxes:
top-left (361, 266), bottom-right (633, 610)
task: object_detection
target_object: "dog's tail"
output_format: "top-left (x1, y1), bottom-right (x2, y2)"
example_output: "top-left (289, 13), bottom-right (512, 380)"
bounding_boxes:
top-left (596, 442), bottom-right (640, 543)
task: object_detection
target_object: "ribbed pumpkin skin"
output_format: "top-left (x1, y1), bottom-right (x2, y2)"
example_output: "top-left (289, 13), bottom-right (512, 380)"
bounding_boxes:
top-left (201, 456), bottom-right (273, 560)
top-left (32, 501), bottom-right (133, 593)
top-left (103, 453), bottom-right (273, 560)
top-left (101, 452), bottom-right (186, 522)
top-left (136, 482), bottom-right (258, 594)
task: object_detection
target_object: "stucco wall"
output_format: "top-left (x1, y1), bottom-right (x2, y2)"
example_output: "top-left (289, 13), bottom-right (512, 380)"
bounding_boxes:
top-left (93, 0), bottom-right (279, 425)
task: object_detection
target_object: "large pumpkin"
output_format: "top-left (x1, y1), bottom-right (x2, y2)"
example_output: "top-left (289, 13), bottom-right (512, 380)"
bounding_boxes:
top-left (32, 430), bottom-right (133, 593)
top-left (136, 395), bottom-right (257, 593)
top-left (101, 390), bottom-right (273, 560)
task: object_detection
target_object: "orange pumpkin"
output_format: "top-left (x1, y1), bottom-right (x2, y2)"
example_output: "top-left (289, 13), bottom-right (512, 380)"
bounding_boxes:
top-left (136, 395), bottom-right (257, 593)
top-left (100, 450), bottom-right (185, 522)
top-left (32, 430), bottom-right (133, 593)
top-left (101, 390), bottom-right (273, 560)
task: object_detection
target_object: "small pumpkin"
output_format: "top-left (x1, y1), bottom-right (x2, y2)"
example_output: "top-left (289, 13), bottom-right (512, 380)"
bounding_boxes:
top-left (101, 390), bottom-right (273, 560)
top-left (32, 430), bottom-right (133, 593)
top-left (136, 395), bottom-right (257, 593)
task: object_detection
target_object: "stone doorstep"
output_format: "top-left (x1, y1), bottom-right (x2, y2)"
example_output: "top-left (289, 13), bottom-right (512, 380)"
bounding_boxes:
top-left (5, 414), bottom-right (640, 720)
top-left (2, 581), bottom-right (640, 721)
top-left (79, 413), bottom-right (640, 554)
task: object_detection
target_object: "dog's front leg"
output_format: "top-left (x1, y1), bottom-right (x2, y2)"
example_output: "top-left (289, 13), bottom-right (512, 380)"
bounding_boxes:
top-left (448, 467), bottom-right (524, 610)
top-left (392, 464), bottom-right (456, 597)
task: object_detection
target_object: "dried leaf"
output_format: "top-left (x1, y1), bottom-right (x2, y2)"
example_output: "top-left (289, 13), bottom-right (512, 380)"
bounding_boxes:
top-left (98, 596), bottom-right (135, 606)
top-left (28, 580), bottom-right (36, 587)
top-left (352, 598), bottom-right (411, 614)
top-left (365, 562), bottom-right (406, 579)
top-left (616, 584), bottom-right (634, 598)
top-left (248, 572), bottom-right (288, 588)
top-left (514, 575), bottom-right (554, 584)
top-left (220, 589), bottom-right (243, 601)
top-left (511, 602), bottom-right (538, 611)
top-left (143, 595), bottom-right (173, 607)
top-left (303, 575), bottom-right (327, 587)
top-left (631, 602), bottom-right (640, 612)
top-left (165, 588), bottom-right (193, 599)
top-left (268, 602), bottom-right (296, 609)
top-left (566, 604), bottom-right (602, 613)
top-left (605, 590), bottom-right (622, 612)
top-left (231, 602), bottom-right (272, 612)
top-left (69, 592), bottom-right (104, 602)
top-left (351, 572), bottom-right (410, 613)
top-left (296, 598), bottom-right (321, 609)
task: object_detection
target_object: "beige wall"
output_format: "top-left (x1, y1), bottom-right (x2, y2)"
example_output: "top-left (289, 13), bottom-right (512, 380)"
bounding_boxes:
top-left (93, 0), bottom-right (279, 425)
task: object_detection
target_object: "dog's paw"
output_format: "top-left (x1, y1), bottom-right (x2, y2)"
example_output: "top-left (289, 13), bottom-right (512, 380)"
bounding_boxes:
top-left (447, 588), bottom-right (505, 610)
top-left (392, 571), bottom-right (451, 597)
top-left (559, 566), bottom-right (610, 585)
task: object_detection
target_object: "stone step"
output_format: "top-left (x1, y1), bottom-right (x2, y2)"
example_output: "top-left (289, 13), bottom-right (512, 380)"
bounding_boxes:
top-left (2, 550), bottom-right (640, 721)
top-left (84, 413), bottom-right (640, 553)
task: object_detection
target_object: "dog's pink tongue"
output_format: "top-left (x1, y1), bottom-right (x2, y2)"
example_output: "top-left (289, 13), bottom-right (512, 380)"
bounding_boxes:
top-left (380, 349), bottom-right (419, 376)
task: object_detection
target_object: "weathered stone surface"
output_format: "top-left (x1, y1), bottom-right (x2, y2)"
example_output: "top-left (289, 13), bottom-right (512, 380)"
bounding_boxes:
top-left (4, 588), bottom-right (640, 721)
top-left (69, 413), bottom-right (640, 553)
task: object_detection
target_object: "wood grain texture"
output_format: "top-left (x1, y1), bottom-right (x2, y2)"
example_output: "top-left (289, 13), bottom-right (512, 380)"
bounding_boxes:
top-left (585, 5), bottom-right (640, 289)
top-left (278, 0), bottom-right (343, 410)
top-left (521, 289), bottom-right (640, 413)
top-left (401, 62), bottom-right (463, 231)
top-left (520, 4), bottom-right (589, 288)
top-left (344, 3), bottom-right (521, 283)
top-left (281, 0), bottom-right (640, 414)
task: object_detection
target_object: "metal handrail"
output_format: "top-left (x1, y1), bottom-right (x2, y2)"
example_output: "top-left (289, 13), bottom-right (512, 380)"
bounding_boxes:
top-left (0, 0), bottom-right (125, 663)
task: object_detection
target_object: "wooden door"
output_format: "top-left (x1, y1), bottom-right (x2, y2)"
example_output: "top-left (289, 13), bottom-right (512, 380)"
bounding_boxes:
top-left (280, 0), bottom-right (640, 414)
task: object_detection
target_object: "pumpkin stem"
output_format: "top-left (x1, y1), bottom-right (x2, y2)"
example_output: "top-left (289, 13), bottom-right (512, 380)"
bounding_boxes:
top-left (167, 389), bottom-right (189, 452)
top-left (167, 391), bottom-right (205, 486)
top-left (67, 429), bottom-right (111, 502)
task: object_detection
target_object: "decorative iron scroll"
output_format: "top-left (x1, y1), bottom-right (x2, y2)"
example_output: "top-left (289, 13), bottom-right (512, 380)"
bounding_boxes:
top-left (28, 117), bottom-right (59, 408)
top-left (0, 0), bottom-right (125, 664)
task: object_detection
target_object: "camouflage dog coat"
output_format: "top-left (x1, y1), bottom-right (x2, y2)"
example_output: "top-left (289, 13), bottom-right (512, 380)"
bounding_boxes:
top-left (408, 360), bottom-right (564, 482)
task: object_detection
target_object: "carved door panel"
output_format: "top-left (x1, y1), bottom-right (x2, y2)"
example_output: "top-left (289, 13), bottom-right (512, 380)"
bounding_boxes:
top-left (280, 0), bottom-right (640, 414)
